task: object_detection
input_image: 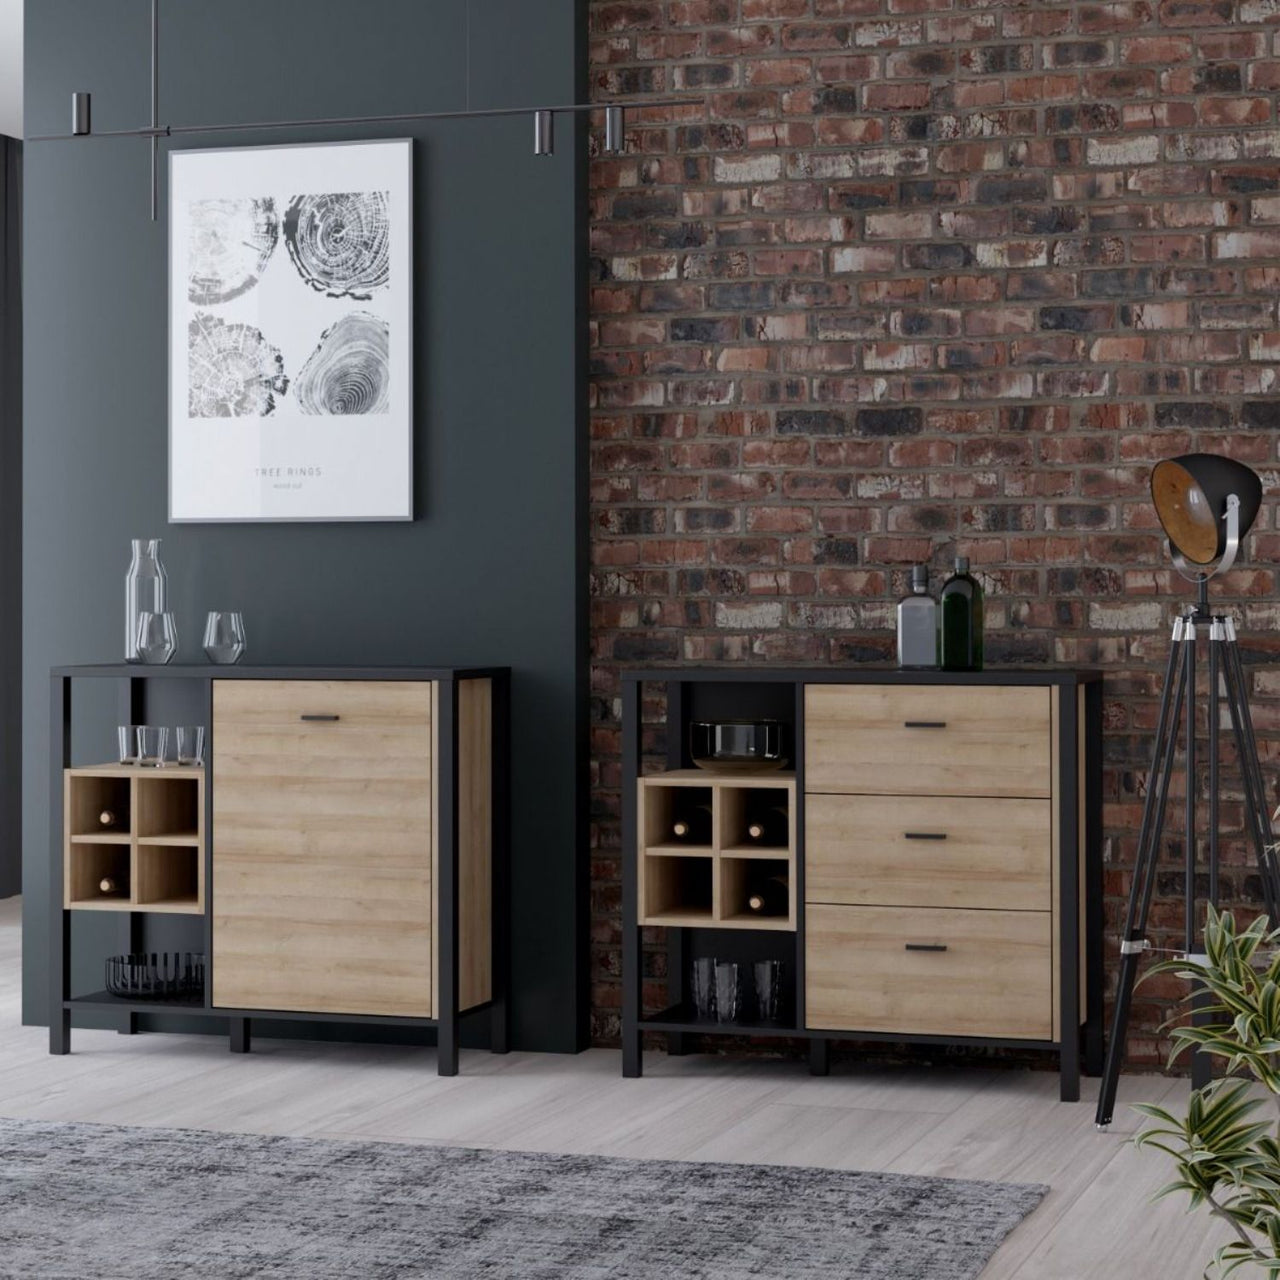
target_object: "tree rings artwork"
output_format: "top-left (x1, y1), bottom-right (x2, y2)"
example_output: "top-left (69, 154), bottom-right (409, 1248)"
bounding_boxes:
top-left (170, 141), bottom-right (412, 521)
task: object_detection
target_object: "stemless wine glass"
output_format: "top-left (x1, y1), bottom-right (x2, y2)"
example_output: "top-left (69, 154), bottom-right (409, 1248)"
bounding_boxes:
top-left (714, 961), bottom-right (740, 1024)
top-left (117, 725), bottom-right (141, 765)
top-left (136, 726), bottom-right (168, 768)
top-left (203, 611), bottom-right (246, 665)
top-left (691, 957), bottom-right (717, 1021)
top-left (136, 611), bottom-right (178, 665)
top-left (175, 726), bottom-right (205, 766)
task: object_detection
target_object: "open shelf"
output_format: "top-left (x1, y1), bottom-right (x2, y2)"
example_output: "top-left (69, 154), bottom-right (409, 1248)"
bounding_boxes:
top-left (66, 843), bottom-right (131, 908)
top-left (66, 771), bottom-right (131, 838)
top-left (64, 766), bottom-right (205, 914)
top-left (136, 843), bottom-right (203, 913)
top-left (641, 852), bottom-right (714, 924)
top-left (637, 772), bottom-right (796, 930)
top-left (136, 771), bottom-right (202, 841)
top-left (641, 1003), bottom-right (803, 1038)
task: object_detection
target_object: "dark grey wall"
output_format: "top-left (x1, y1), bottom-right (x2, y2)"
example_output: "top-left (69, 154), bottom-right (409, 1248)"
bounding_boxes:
top-left (23, 0), bottom-right (587, 1050)
top-left (0, 137), bottom-right (19, 899)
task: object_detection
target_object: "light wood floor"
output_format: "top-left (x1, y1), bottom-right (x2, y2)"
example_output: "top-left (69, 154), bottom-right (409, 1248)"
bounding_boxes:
top-left (0, 896), bottom-right (1219, 1278)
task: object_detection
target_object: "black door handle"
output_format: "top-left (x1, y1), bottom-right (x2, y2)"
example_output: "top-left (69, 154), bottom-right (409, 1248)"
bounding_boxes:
top-left (904, 943), bottom-right (948, 953)
top-left (903, 721), bottom-right (947, 729)
top-left (300, 714), bottom-right (340, 722)
top-left (904, 832), bottom-right (948, 841)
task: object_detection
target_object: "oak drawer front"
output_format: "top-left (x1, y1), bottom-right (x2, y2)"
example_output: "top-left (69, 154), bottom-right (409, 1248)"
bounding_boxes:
top-left (212, 680), bottom-right (433, 1018)
top-left (805, 794), bottom-right (1051, 912)
top-left (805, 904), bottom-right (1052, 1040)
top-left (804, 685), bottom-right (1052, 798)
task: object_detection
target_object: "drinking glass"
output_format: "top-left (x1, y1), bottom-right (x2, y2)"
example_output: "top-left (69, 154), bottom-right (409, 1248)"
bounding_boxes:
top-left (136, 611), bottom-right (178, 665)
top-left (714, 961), bottom-right (740, 1024)
top-left (175, 726), bottom-right (205, 766)
top-left (754, 960), bottom-right (786, 1024)
top-left (203, 611), bottom-right (246, 665)
top-left (136, 726), bottom-right (168, 767)
top-left (117, 725), bottom-right (141, 765)
top-left (691, 957), bottom-right (717, 1021)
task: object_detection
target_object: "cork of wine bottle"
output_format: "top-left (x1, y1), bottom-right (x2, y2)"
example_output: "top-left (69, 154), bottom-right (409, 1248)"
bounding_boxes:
top-left (99, 809), bottom-right (117, 829)
top-left (98, 877), bottom-right (118, 895)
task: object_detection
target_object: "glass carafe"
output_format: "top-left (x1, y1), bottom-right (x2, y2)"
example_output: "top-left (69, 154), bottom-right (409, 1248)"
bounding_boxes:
top-left (125, 539), bottom-right (168, 662)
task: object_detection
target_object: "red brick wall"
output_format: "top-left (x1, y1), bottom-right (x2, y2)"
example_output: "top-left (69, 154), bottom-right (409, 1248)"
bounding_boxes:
top-left (586, 0), bottom-right (1280, 1068)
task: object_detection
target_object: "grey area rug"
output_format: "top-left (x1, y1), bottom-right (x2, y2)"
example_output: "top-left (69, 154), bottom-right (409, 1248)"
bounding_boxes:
top-left (0, 1116), bottom-right (1045, 1279)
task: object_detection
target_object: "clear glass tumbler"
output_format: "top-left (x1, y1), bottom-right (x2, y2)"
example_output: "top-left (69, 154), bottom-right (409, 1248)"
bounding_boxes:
top-left (136, 726), bottom-right (168, 767)
top-left (754, 960), bottom-right (786, 1024)
top-left (117, 725), bottom-right (141, 765)
top-left (136, 611), bottom-right (178, 665)
top-left (175, 726), bottom-right (205, 766)
top-left (203, 611), bottom-right (246, 664)
top-left (714, 961), bottom-right (740, 1024)
top-left (691, 957), bottom-right (717, 1021)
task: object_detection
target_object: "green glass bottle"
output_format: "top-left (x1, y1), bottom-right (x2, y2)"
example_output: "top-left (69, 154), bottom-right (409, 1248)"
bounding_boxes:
top-left (940, 555), bottom-right (984, 671)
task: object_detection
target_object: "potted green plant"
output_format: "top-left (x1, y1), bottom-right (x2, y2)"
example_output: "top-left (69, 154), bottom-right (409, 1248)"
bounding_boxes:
top-left (1134, 907), bottom-right (1280, 1276)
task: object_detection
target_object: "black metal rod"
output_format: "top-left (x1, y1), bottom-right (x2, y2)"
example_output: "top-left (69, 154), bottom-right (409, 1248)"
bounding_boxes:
top-left (1096, 628), bottom-right (1188, 1126)
top-left (49, 675), bottom-right (71, 1055)
top-left (1058, 685), bottom-right (1082, 1103)
top-left (28, 98), bottom-right (690, 144)
top-left (665, 679), bottom-right (687, 1058)
top-left (621, 678), bottom-right (642, 1078)
top-left (1223, 635), bottom-right (1280, 919)
top-left (1208, 627), bottom-right (1220, 908)
top-left (436, 678), bottom-right (460, 1077)
top-left (1184, 615), bottom-right (1197, 960)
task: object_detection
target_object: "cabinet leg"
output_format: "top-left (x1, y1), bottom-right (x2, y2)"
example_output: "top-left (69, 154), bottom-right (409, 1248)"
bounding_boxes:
top-left (809, 1037), bottom-right (830, 1077)
top-left (1084, 1020), bottom-right (1104, 1078)
top-left (438, 1017), bottom-right (459, 1077)
top-left (490, 997), bottom-right (509, 1055)
top-left (623, 1027), bottom-right (643, 1078)
top-left (1059, 1028), bottom-right (1081, 1103)
top-left (229, 1017), bottom-right (251, 1054)
top-left (50, 1010), bottom-right (70, 1056)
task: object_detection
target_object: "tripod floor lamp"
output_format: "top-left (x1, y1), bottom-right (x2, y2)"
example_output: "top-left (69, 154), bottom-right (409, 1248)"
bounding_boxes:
top-left (1096, 454), bottom-right (1280, 1128)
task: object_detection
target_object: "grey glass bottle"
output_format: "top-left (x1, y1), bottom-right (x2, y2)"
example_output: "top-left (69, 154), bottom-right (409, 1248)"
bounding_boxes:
top-left (124, 539), bottom-right (168, 662)
top-left (897, 565), bottom-right (938, 669)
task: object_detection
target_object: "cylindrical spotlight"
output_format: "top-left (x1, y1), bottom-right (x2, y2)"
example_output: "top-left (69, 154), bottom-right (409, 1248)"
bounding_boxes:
top-left (533, 109), bottom-right (554, 157)
top-left (604, 105), bottom-right (625, 154)
top-left (1151, 453), bottom-right (1262, 566)
top-left (72, 92), bottom-right (92, 136)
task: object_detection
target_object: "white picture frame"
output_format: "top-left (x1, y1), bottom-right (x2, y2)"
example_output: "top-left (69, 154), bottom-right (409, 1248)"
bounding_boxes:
top-left (169, 138), bottom-right (413, 522)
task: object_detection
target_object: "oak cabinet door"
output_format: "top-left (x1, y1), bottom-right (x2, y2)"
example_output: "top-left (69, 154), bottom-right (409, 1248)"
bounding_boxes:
top-left (212, 680), bottom-right (433, 1017)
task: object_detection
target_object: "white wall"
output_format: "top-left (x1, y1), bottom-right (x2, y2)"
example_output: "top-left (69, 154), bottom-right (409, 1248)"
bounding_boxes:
top-left (0, 0), bottom-right (21, 138)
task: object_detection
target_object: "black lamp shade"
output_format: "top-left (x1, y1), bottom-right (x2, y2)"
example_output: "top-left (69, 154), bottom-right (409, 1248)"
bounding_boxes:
top-left (1150, 453), bottom-right (1263, 565)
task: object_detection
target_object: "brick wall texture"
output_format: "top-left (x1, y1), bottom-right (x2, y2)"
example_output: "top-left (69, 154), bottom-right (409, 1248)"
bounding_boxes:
top-left (586, 0), bottom-right (1280, 1069)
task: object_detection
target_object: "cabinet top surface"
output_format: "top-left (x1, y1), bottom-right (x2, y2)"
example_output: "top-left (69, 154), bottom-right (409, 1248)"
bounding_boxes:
top-left (622, 665), bottom-right (1102, 686)
top-left (52, 664), bottom-right (510, 680)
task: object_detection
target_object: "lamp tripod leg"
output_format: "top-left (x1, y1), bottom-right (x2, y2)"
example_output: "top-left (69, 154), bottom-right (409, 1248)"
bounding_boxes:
top-left (1222, 621), bottom-right (1280, 920)
top-left (1096, 621), bottom-right (1188, 1128)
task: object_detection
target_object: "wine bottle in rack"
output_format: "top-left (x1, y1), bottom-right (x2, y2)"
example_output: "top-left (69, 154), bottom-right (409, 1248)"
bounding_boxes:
top-left (98, 809), bottom-right (118, 829)
top-left (98, 877), bottom-right (119, 896)
top-left (671, 802), bottom-right (712, 844)
top-left (745, 803), bottom-right (789, 846)
top-left (746, 874), bottom-right (789, 917)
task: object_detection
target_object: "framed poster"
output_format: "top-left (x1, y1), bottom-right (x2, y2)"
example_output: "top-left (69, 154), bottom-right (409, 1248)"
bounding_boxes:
top-left (169, 139), bottom-right (413, 522)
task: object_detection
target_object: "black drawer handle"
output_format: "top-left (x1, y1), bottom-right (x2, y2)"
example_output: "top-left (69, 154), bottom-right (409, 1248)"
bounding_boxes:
top-left (300, 714), bottom-right (340, 722)
top-left (904, 943), bottom-right (948, 953)
top-left (904, 832), bottom-right (948, 841)
top-left (903, 720), bottom-right (947, 729)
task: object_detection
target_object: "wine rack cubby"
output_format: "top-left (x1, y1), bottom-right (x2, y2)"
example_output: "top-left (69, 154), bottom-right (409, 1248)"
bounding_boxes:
top-left (64, 765), bottom-right (205, 914)
top-left (637, 772), bottom-right (796, 931)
